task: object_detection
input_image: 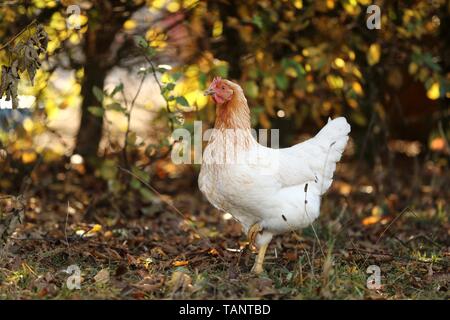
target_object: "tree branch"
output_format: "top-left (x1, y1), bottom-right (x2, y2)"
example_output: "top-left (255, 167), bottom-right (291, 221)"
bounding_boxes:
top-left (0, 19), bottom-right (37, 51)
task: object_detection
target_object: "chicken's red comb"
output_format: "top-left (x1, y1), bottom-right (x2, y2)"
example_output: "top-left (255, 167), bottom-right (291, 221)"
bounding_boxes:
top-left (211, 76), bottom-right (222, 87)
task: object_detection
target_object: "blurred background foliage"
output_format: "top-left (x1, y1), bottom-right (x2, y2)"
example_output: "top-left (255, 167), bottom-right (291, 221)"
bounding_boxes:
top-left (0, 0), bottom-right (448, 194)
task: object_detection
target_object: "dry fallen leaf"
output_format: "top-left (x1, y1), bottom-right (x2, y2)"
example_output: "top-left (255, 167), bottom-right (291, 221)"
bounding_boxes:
top-left (172, 260), bottom-right (189, 267)
top-left (94, 268), bottom-right (110, 284)
top-left (133, 275), bottom-right (164, 293)
top-left (362, 215), bottom-right (382, 226)
top-left (85, 224), bottom-right (102, 236)
top-left (208, 248), bottom-right (219, 256)
top-left (168, 271), bottom-right (192, 295)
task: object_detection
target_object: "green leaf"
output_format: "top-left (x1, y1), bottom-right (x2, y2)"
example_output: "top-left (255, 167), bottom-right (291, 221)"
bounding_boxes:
top-left (172, 72), bottom-right (183, 81)
top-left (126, 132), bottom-right (137, 146)
top-left (134, 35), bottom-right (148, 48)
top-left (92, 86), bottom-right (104, 103)
top-left (214, 65), bottom-right (229, 78)
top-left (106, 102), bottom-right (125, 113)
top-left (176, 96), bottom-right (189, 107)
top-left (88, 106), bottom-right (104, 117)
top-left (252, 15), bottom-right (264, 30)
top-left (139, 187), bottom-right (154, 201)
top-left (423, 53), bottom-right (442, 72)
top-left (165, 82), bottom-right (176, 91)
top-left (199, 72), bottom-right (207, 88)
top-left (130, 178), bottom-right (141, 190)
top-left (244, 81), bottom-right (259, 99)
top-left (275, 73), bottom-right (289, 90)
top-left (131, 166), bottom-right (150, 182)
top-left (99, 159), bottom-right (118, 180)
top-left (110, 83), bottom-right (124, 97)
top-left (146, 46), bottom-right (156, 58)
top-left (281, 58), bottom-right (306, 77)
top-left (157, 65), bottom-right (172, 73)
top-left (351, 112), bottom-right (367, 127)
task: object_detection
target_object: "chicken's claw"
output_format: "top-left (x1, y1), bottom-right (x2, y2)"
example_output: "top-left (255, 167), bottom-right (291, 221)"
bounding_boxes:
top-left (247, 223), bottom-right (263, 250)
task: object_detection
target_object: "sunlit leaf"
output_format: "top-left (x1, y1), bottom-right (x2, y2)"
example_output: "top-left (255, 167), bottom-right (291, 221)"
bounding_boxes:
top-left (176, 96), bottom-right (189, 107)
top-left (426, 82), bottom-right (440, 100)
top-left (88, 106), bottom-right (104, 117)
top-left (244, 81), bottom-right (259, 99)
top-left (21, 151), bottom-right (37, 164)
top-left (123, 19), bottom-right (137, 30)
top-left (92, 86), bottom-right (104, 103)
top-left (367, 43), bottom-right (381, 66)
top-left (106, 102), bottom-right (125, 113)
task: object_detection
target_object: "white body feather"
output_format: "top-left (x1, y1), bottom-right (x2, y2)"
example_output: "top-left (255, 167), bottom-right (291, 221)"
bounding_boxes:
top-left (199, 117), bottom-right (351, 247)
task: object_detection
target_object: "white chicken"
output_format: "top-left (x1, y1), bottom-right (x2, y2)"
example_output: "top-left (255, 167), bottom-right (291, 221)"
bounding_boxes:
top-left (199, 77), bottom-right (350, 274)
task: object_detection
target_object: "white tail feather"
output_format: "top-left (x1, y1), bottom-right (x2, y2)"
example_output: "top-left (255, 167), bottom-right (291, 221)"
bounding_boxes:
top-left (312, 117), bottom-right (350, 195)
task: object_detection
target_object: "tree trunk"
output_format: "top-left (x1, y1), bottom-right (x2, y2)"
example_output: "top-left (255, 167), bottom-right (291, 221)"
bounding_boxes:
top-left (216, 0), bottom-right (245, 79)
top-left (74, 61), bottom-right (108, 159)
top-left (73, 7), bottom-right (119, 160)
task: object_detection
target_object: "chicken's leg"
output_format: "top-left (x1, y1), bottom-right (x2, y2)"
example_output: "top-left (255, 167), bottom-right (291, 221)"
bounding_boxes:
top-left (247, 223), bottom-right (262, 249)
top-left (247, 222), bottom-right (267, 274)
top-left (251, 243), bottom-right (268, 274)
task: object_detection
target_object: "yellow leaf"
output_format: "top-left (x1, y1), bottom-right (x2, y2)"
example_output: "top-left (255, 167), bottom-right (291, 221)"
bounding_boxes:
top-left (326, 0), bottom-right (335, 9)
top-left (371, 206), bottom-right (383, 217)
top-left (123, 20), bottom-right (137, 30)
top-left (151, 0), bottom-right (165, 9)
top-left (23, 118), bottom-right (34, 133)
top-left (427, 82), bottom-right (440, 100)
top-left (326, 75), bottom-right (344, 89)
top-left (22, 152), bottom-right (37, 164)
top-left (408, 62), bottom-right (418, 75)
top-left (294, 0), bottom-right (303, 9)
top-left (196, 92), bottom-right (208, 109)
top-left (167, 1), bottom-right (180, 12)
top-left (69, 33), bottom-right (80, 45)
top-left (334, 58), bottom-right (345, 68)
top-left (212, 20), bottom-right (223, 37)
top-left (352, 82), bottom-right (363, 95)
top-left (367, 43), bottom-right (381, 66)
top-left (84, 224), bottom-right (102, 237)
top-left (90, 224), bottom-right (102, 233)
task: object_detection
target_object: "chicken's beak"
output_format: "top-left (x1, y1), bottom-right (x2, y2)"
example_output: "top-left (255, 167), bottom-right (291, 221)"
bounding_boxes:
top-left (204, 88), bottom-right (215, 96)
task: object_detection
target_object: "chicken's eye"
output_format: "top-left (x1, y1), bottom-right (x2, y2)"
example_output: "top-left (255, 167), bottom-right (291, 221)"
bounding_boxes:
top-left (222, 86), bottom-right (225, 90)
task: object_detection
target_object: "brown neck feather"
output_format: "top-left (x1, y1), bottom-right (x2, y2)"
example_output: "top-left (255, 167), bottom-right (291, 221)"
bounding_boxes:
top-left (214, 86), bottom-right (251, 130)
